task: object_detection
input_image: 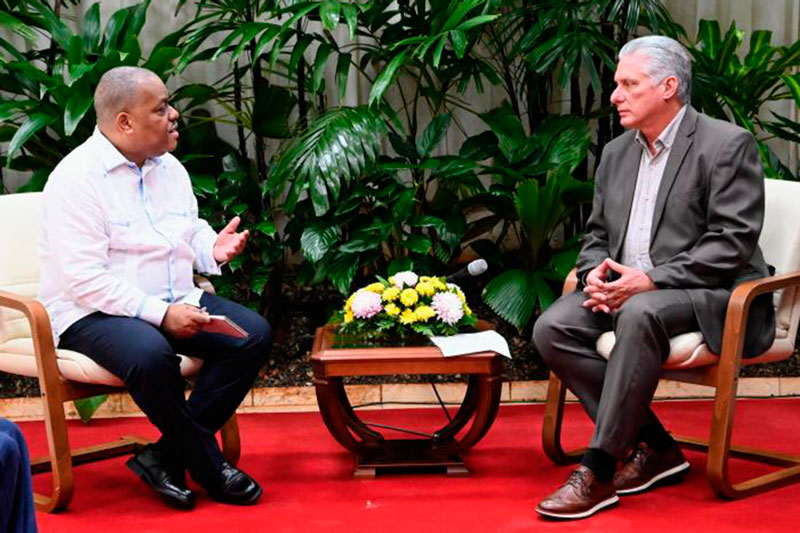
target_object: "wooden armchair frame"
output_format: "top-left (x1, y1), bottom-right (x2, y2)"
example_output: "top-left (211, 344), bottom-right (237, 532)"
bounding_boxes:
top-left (0, 277), bottom-right (241, 512)
top-left (542, 269), bottom-right (800, 499)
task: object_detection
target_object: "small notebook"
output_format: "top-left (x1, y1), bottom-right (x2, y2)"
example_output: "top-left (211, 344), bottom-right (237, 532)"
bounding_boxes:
top-left (202, 315), bottom-right (249, 338)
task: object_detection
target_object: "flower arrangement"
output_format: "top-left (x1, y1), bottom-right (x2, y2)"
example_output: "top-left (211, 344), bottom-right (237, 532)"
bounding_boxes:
top-left (334, 270), bottom-right (477, 343)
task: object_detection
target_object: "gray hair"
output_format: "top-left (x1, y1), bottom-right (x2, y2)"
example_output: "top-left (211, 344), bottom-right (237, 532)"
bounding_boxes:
top-left (619, 36), bottom-right (692, 104)
top-left (94, 66), bottom-right (160, 124)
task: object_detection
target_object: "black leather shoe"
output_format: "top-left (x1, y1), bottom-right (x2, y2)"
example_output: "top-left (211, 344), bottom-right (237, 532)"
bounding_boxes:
top-left (126, 445), bottom-right (195, 509)
top-left (201, 462), bottom-right (262, 505)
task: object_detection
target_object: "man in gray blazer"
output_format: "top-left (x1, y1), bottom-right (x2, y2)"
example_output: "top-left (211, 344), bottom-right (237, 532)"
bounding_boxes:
top-left (532, 35), bottom-right (775, 519)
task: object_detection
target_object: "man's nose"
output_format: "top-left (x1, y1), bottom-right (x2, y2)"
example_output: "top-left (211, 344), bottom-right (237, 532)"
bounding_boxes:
top-left (169, 105), bottom-right (179, 121)
top-left (610, 87), bottom-right (622, 105)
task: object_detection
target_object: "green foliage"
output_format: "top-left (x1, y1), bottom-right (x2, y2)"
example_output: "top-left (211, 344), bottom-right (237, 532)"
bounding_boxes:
top-left (270, 106), bottom-right (388, 216)
top-left (689, 19), bottom-right (800, 179)
top-left (0, 1), bottom-right (179, 187)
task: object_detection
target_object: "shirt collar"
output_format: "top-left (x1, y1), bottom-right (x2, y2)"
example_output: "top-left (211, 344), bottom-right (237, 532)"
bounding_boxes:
top-left (91, 127), bottom-right (163, 174)
top-left (634, 104), bottom-right (688, 154)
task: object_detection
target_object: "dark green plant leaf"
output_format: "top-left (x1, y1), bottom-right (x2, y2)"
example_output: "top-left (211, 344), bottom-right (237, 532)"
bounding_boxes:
top-left (336, 52), bottom-right (352, 103)
top-left (482, 269), bottom-right (537, 329)
top-left (388, 257), bottom-right (414, 275)
top-left (82, 2), bottom-right (102, 53)
top-left (252, 84), bottom-right (296, 138)
top-left (403, 233), bottom-right (432, 254)
top-left (328, 252), bottom-right (360, 294)
top-left (6, 112), bottom-right (57, 166)
top-left (416, 113), bottom-right (451, 157)
top-left (73, 395), bottom-right (108, 424)
top-left (300, 224), bottom-right (342, 262)
top-left (312, 42), bottom-right (334, 94)
top-left (64, 79), bottom-right (94, 136)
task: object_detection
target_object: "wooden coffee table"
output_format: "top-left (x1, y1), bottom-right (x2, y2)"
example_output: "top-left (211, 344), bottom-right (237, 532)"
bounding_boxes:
top-left (311, 324), bottom-right (504, 478)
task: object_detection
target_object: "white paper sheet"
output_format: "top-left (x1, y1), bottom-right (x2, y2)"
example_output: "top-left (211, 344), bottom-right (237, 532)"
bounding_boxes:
top-left (429, 330), bottom-right (511, 359)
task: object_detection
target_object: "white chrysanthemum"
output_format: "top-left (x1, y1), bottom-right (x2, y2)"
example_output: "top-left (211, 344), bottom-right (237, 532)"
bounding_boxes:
top-left (392, 271), bottom-right (419, 288)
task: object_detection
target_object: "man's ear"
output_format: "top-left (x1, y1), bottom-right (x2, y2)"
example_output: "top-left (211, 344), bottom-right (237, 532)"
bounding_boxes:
top-left (662, 75), bottom-right (679, 100)
top-left (115, 111), bottom-right (133, 134)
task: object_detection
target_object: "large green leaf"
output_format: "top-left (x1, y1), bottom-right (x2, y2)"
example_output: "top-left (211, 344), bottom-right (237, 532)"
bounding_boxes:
top-left (482, 269), bottom-right (537, 329)
top-left (300, 224), bottom-right (342, 262)
top-left (6, 112), bottom-right (57, 166)
top-left (416, 113), bottom-right (451, 157)
top-left (82, 3), bottom-right (102, 53)
top-left (271, 106), bottom-right (387, 216)
top-left (368, 50), bottom-right (409, 106)
top-left (64, 79), bottom-right (94, 136)
top-left (0, 11), bottom-right (37, 42)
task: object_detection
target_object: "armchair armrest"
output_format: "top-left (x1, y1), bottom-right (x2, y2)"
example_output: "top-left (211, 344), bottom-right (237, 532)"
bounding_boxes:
top-left (562, 268), bottom-right (579, 296)
top-left (0, 289), bottom-right (64, 402)
top-left (718, 270), bottom-right (800, 371)
top-left (193, 275), bottom-right (216, 295)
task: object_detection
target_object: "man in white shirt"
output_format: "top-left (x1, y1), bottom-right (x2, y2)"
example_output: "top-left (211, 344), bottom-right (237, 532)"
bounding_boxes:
top-left (532, 36), bottom-right (774, 519)
top-left (38, 66), bottom-right (272, 509)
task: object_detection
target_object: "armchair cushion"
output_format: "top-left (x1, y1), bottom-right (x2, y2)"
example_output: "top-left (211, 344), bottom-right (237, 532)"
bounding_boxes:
top-left (0, 338), bottom-right (203, 386)
top-left (596, 330), bottom-right (794, 370)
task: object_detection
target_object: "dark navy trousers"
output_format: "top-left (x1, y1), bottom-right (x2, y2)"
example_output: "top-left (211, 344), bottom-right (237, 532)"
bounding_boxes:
top-left (0, 418), bottom-right (37, 532)
top-left (58, 292), bottom-right (272, 481)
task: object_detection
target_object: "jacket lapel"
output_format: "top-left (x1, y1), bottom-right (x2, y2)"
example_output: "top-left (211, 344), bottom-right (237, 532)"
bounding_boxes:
top-left (610, 141), bottom-right (643, 260)
top-left (650, 106), bottom-right (697, 243)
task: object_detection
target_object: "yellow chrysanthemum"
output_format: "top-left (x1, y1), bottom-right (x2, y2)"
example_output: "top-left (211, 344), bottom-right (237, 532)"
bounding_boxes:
top-left (463, 304), bottom-right (472, 316)
top-left (414, 305), bottom-right (435, 322)
top-left (344, 310), bottom-right (354, 323)
top-left (344, 293), bottom-right (357, 311)
top-left (416, 281), bottom-right (435, 297)
top-left (400, 288), bottom-right (419, 307)
top-left (364, 282), bottom-right (385, 294)
top-left (432, 278), bottom-right (447, 291)
top-left (399, 308), bottom-right (417, 324)
top-left (419, 276), bottom-right (433, 283)
top-left (382, 286), bottom-right (401, 302)
top-left (388, 276), bottom-right (395, 286)
top-left (384, 303), bottom-right (401, 316)
top-left (456, 290), bottom-right (466, 303)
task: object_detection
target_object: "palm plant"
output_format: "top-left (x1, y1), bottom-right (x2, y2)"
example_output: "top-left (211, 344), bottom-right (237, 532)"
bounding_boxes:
top-left (0, 0), bottom-right (179, 192)
top-left (689, 19), bottom-right (800, 180)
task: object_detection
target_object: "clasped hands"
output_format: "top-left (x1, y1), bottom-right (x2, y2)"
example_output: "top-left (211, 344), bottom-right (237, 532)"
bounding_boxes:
top-left (582, 258), bottom-right (657, 314)
top-left (162, 217), bottom-right (249, 338)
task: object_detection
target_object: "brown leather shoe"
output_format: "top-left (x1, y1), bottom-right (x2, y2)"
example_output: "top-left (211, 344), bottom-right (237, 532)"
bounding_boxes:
top-left (614, 441), bottom-right (689, 495)
top-left (535, 466), bottom-right (618, 519)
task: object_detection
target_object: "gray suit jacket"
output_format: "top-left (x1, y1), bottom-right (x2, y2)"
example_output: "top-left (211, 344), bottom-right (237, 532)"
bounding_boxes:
top-left (576, 106), bottom-right (775, 357)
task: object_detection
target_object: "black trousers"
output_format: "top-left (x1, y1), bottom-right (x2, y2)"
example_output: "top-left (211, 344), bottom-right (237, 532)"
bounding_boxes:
top-left (533, 289), bottom-right (697, 459)
top-left (59, 292), bottom-right (272, 480)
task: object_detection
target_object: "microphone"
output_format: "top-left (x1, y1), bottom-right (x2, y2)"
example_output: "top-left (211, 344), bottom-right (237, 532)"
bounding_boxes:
top-left (446, 259), bottom-right (488, 285)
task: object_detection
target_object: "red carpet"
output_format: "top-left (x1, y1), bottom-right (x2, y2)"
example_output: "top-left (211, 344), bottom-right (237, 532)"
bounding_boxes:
top-left (20, 398), bottom-right (800, 532)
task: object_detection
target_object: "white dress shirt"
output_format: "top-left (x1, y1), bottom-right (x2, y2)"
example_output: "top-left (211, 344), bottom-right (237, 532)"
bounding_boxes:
top-left (38, 128), bottom-right (221, 341)
top-left (621, 105), bottom-right (688, 271)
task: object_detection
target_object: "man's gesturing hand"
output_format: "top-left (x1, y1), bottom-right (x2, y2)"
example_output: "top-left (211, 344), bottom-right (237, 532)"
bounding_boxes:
top-left (162, 304), bottom-right (210, 339)
top-left (213, 216), bottom-right (249, 263)
top-left (582, 258), bottom-right (657, 313)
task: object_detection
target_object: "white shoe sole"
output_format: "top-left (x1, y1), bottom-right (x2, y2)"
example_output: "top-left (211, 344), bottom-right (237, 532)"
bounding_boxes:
top-left (535, 494), bottom-right (619, 520)
top-left (616, 461), bottom-right (690, 495)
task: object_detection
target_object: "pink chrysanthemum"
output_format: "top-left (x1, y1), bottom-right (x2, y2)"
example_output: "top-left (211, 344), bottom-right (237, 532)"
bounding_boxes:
top-left (351, 290), bottom-right (383, 319)
top-left (431, 292), bottom-right (464, 325)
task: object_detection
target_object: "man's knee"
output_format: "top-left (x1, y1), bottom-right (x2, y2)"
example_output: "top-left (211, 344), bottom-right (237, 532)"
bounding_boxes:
top-left (122, 333), bottom-right (182, 385)
top-left (615, 293), bottom-right (662, 329)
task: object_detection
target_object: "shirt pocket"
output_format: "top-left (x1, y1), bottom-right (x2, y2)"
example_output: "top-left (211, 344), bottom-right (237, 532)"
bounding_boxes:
top-left (160, 210), bottom-right (193, 244)
top-left (107, 216), bottom-right (145, 252)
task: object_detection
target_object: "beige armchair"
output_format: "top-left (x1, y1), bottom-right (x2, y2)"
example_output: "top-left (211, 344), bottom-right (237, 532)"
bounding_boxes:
top-left (542, 178), bottom-right (800, 499)
top-left (0, 192), bottom-right (240, 512)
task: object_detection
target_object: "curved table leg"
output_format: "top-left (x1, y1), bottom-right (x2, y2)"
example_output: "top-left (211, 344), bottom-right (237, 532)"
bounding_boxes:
top-left (435, 374), bottom-right (503, 456)
top-left (314, 376), bottom-right (381, 455)
top-left (432, 375), bottom-right (480, 443)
